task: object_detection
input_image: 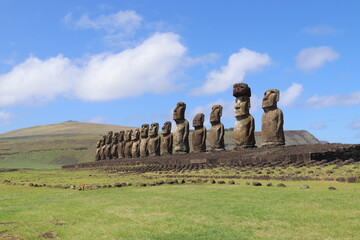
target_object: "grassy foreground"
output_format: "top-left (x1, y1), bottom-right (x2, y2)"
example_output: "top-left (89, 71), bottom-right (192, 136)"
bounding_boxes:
top-left (1, 169), bottom-right (360, 240)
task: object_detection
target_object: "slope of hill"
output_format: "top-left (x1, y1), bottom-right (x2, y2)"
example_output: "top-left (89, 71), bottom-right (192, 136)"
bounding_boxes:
top-left (0, 121), bottom-right (320, 169)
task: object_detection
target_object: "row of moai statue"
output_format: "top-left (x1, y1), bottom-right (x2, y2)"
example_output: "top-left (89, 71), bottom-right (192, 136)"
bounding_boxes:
top-left (95, 83), bottom-right (285, 160)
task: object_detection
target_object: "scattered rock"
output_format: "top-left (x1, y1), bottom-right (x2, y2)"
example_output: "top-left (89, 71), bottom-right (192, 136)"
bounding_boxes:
top-left (308, 171), bottom-right (314, 174)
top-left (217, 180), bottom-right (225, 184)
top-left (113, 183), bottom-right (122, 188)
top-left (147, 182), bottom-right (156, 186)
top-left (210, 179), bottom-right (216, 184)
top-left (245, 182), bottom-right (250, 185)
top-left (39, 231), bottom-right (56, 239)
top-left (276, 183), bottom-right (286, 187)
top-left (326, 170), bottom-right (333, 174)
top-left (156, 180), bottom-right (164, 185)
top-left (228, 180), bottom-right (235, 184)
top-left (299, 184), bottom-right (310, 189)
top-left (252, 182), bottom-right (262, 186)
top-left (336, 177), bottom-right (346, 182)
top-left (347, 177), bottom-right (357, 183)
top-left (328, 186), bottom-right (336, 190)
top-left (266, 183), bottom-right (273, 187)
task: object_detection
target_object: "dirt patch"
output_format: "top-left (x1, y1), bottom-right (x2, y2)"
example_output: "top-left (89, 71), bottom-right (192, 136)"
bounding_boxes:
top-left (38, 232), bottom-right (57, 239)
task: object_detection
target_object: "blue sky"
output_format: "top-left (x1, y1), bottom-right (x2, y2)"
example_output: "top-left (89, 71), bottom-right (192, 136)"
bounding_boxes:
top-left (0, 0), bottom-right (360, 143)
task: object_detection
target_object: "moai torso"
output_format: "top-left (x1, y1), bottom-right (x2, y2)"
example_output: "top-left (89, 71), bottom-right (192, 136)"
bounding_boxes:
top-left (148, 123), bottom-right (160, 156)
top-left (99, 135), bottom-right (107, 160)
top-left (117, 131), bottom-right (125, 159)
top-left (95, 139), bottom-right (102, 161)
top-left (261, 89), bottom-right (285, 146)
top-left (104, 131), bottom-right (113, 160)
top-left (110, 133), bottom-right (119, 159)
top-left (161, 121), bottom-right (173, 155)
top-left (139, 124), bottom-right (149, 157)
top-left (233, 83), bottom-right (256, 148)
top-left (192, 113), bottom-right (207, 152)
top-left (124, 130), bottom-right (133, 158)
top-left (131, 128), bottom-right (140, 158)
top-left (209, 105), bottom-right (225, 150)
top-left (173, 102), bottom-right (190, 153)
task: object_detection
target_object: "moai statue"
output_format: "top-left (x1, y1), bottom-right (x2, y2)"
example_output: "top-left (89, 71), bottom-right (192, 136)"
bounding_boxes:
top-left (192, 113), bottom-right (207, 152)
top-left (110, 132), bottom-right (119, 159)
top-left (161, 121), bottom-right (173, 155)
top-left (261, 89), bottom-right (285, 147)
top-left (117, 130), bottom-right (125, 159)
top-left (140, 124), bottom-right (149, 157)
top-left (95, 139), bottom-right (102, 161)
top-left (209, 105), bottom-right (225, 151)
top-left (148, 123), bottom-right (161, 156)
top-left (131, 128), bottom-right (141, 158)
top-left (100, 135), bottom-right (107, 160)
top-left (233, 83), bottom-right (256, 148)
top-left (124, 129), bottom-right (133, 158)
top-left (173, 102), bottom-right (190, 153)
top-left (104, 131), bottom-right (113, 160)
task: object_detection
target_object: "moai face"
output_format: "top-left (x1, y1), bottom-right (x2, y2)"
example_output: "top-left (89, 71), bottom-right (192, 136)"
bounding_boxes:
top-left (131, 128), bottom-right (140, 141)
top-left (210, 105), bottom-right (222, 124)
top-left (193, 113), bottom-right (205, 128)
top-left (106, 131), bottom-right (113, 144)
top-left (118, 131), bottom-right (125, 142)
top-left (234, 96), bottom-right (250, 117)
top-left (173, 102), bottom-right (186, 122)
top-left (162, 121), bottom-right (172, 136)
top-left (124, 130), bottom-right (132, 142)
top-left (113, 132), bottom-right (119, 144)
top-left (101, 135), bottom-right (106, 145)
top-left (140, 124), bottom-right (149, 138)
top-left (149, 123), bottom-right (159, 137)
top-left (262, 89), bottom-right (279, 109)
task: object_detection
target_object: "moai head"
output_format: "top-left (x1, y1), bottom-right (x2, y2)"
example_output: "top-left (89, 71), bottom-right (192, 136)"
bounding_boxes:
top-left (193, 113), bottom-right (205, 129)
top-left (106, 131), bottom-right (113, 144)
top-left (140, 124), bottom-right (149, 139)
top-left (262, 89), bottom-right (279, 110)
top-left (118, 130), bottom-right (125, 142)
top-left (234, 96), bottom-right (251, 117)
top-left (149, 123), bottom-right (159, 137)
top-left (124, 130), bottom-right (132, 142)
top-left (173, 102), bottom-right (186, 122)
top-left (113, 132), bottom-right (119, 144)
top-left (210, 105), bottom-right (223, 124)
top-left (162, 121), bottom-right (172, 136)
top-left (233, 83), bottom-right (251, 98)
top-left (101, 135), bottom-right (106, 145)
top-left (131, 128), bottom-right (140, 141)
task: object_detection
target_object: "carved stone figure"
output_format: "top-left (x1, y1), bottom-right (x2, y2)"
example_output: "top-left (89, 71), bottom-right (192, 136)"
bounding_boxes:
top-left (161, 121), bottom-right (173, 155)
top-left (148, 123), bottom-right (160, 156)
top-left (233, 83), bottom-right (256, 148)
top-left (209, 105), bottom-right (225, 151)
top-left (117, 130), bottom-right (125, 159)
top-left (173, 102), bottom-right (190, 153)
top-left (131, 128), bottom-right (141, 158)
top-left (124, 129), bottom-right (133, 158)
top-left (140, 124), bottom-right (149, 157)
top-left (192, 113), bottom-right (207, 152)
top-left (110, 132), bottom-right (119, 159)
top-left (104, 131), bottom-right (113, 159)
top-left (261, 89), bottom-right (285, 147)
top-left (95, 139), bottom-right (102, 161)
top-left (100, 135), bottom-right (107, 160)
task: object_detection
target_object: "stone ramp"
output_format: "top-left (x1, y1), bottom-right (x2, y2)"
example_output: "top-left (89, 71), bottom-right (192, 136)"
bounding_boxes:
top-left (62, 143), bottom-right (360, 170)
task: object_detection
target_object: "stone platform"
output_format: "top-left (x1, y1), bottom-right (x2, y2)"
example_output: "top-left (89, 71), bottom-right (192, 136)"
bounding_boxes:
top-left (62, 143), bottom-right (360, 169)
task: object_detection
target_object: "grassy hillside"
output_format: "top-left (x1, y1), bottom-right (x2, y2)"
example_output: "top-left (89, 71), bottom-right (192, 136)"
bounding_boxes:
top-left (0, 121), bottom-right (320, 169)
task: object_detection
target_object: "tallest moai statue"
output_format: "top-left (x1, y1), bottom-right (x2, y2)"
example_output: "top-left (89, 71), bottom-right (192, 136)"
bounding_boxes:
top-left (173, 102), bottom-right (190, 154)
top-left (233, 83), bottom-right (256, 149)
top-left (261, 89), bottom-right (285, 147)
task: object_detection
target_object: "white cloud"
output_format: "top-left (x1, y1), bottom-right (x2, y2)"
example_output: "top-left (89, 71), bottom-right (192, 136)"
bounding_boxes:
top-left (350, 118), bottom-right (360, 129)
top-left (191, 48), bottom-right (272, 95)
top-left (301, 24), bottom-right (342, 35)
top-left (0, 111), bottom-right (11, 120)
top-left (279, 83), bottom-right (304, 107)
top-left (87, 116), bottom-right (108, 124)
top-left (296, 46), bottom-right (339, 71)
top-left (305, 91), bottom-right (360, 109)
top-left (0, 33), bottom-right (187, 106)
top-left (309, 121), bottom-right (326, 130)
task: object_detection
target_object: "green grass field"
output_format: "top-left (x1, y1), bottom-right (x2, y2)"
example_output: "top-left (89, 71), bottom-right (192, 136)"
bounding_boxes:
top-left (1, 168), bottom-right (359, 240)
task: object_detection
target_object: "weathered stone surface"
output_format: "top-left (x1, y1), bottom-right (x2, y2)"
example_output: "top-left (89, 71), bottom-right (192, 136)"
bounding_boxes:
top-left (209, 105), bottom-right (225, 151)
top-left (104, 131), bottom-right (113, 160)
top-left (95, 139), bottom-right (102, 161)
top-left (161, 121), bottom-right (173, 155)
top-left (99, 135), bottom-right (106, 160)
top-left (148, 123), bottom-right (160, 156)
top-left (173, 102), bottom-right (190, 153)
top-left (117, 131), bottom-right (125, 159)
top-left (124, 130), bottom-right (133, 158)
top-left (261, 89), bottom-right (285, 147)
top-left (140, 124), bottom-right (149, 157)
top-left (233, 83), bottom-right (256, 148)
top-left (110, 132), bottom-right (119, 159)
top-left (192, 113), bottom-right (206, 152)
top-left (131, 128), bottom-right (140, 158)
